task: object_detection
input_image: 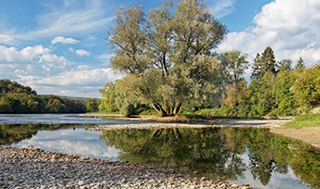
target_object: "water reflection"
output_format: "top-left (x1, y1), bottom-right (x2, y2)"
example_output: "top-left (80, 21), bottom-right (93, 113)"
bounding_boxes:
top-left (101, 128), bottom-right (320, 189)
top-left (0, 124), bottom-right (120, 160)
top-left (1, 124), bottom-right (319, 189)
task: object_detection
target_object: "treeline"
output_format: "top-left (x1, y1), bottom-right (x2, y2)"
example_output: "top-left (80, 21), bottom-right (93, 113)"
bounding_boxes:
top-left (98, 0), bottom-right (320, 117)
top-left (100, 46), bottom-right (320, 117)
top-left (208, 47), bottom-right (317, 117)
top-left (0, 79), bottom-right (99, 113)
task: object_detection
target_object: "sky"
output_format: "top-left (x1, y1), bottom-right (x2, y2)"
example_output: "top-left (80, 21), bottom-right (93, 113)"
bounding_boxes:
top-left (0, 0), bottom-right (320, 98)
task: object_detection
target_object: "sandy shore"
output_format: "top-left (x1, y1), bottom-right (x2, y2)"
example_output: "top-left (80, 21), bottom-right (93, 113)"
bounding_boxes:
top-left (270, 127), bottom-right (320, 148)
top-left (0, 147), bottom-right (251, 189)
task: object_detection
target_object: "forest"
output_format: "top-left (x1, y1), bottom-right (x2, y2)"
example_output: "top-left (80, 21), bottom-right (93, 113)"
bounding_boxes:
top-left (100, 47), bottom-right (319, 118)
top-left (0, 79), bottom-right (98, 113)
top-left (99, 1), bottom-right (320, 117)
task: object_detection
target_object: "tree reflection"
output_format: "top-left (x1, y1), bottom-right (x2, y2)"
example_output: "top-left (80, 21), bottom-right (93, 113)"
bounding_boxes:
top-left (101, 127), bottom-right (320, 189)
top-left (0, 124), bottom-right (69, 145)
top-left (101, 128), bottom-right (246, 180)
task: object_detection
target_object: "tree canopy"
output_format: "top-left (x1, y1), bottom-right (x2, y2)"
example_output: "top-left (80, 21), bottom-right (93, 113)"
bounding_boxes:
top-left (109, 0), bottom-right (226, 116)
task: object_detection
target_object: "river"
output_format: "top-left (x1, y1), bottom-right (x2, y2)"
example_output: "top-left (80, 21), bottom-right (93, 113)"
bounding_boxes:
top-left (0, 114), bottom-right (319, 189)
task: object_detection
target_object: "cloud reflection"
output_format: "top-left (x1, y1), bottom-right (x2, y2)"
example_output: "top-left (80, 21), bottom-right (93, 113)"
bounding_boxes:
top-left (12, 128), bottom-right (120, 160)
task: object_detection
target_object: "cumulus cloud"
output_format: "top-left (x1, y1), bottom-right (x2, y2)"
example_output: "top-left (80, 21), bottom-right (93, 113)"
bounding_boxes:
top-left (0, 43), bottom-right (121, 97)
top-left (51, 36), bottom-right (80, 44)
top-left (75, 49), bottom-right (90, 56)
top-left (16, 67), bottom-right (123, 97)
top-left (0, 45), bottom-right (67, 73)
top-left (217, 0), bottom-right (320, 66)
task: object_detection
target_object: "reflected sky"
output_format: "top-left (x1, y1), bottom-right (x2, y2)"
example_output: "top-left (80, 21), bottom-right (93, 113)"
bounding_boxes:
top-left (10, 127), bottom-right (120, 160)
top-left (232, 150), bottom-right (310, 189)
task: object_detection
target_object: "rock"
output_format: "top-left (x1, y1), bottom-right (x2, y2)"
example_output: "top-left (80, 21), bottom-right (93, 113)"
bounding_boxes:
top-left (78, 181), bottom-right (85, 186)
top-left (231, 184), bottom-right (238, 188)
top-left (243, 183), bottom-right (250, 186)
top-left (0, 146), bottom-right (258, 189)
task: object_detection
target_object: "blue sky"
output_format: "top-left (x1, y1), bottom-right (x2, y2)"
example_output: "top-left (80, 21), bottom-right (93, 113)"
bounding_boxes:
top-left (0, 0), bottom-right (319, 97)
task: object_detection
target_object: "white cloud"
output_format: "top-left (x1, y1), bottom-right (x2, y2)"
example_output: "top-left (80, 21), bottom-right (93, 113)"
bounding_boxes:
top-left (208, 0), bottom-right (237, 18)
top-left (51, 36), bottom-right (80, 44)
top-left (18, 67), bottom-right (122, 86)
top-left (0, 44), bottom-right (68, 79)
top-left (0, 44), bottom-right (66, 68)
top-left (217, 0), bottom-right (320, 66)
top-left (0, 44), bottom-right (122, 97)
top-left (0, 34), bottom-right (15, 44)
top-left (75, 49), bottom-right (90, 56)
top-left (16, 67), bottom-right (123, 97)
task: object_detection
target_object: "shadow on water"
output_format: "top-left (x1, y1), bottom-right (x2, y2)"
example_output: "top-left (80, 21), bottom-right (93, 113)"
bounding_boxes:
top-left (101, 127), bottom-right (320, 189)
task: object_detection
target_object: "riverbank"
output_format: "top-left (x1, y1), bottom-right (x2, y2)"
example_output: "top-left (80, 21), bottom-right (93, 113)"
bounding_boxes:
top-left (90, 118), bottom-right (290, 131)
top-left (270, 126), bottom-right (320, 148)
top-left (0, 147), bottom-right (251, 189)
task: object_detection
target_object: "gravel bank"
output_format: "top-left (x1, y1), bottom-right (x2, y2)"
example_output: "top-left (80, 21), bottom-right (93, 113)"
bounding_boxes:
top-left (90, 119), bottom-right (290, 131)
top-left (0, 147), bottom-right (251, 189)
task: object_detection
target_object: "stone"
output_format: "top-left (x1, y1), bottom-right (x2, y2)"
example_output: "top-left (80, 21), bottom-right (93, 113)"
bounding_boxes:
top-left (78, 181), bottom-right (85, 186)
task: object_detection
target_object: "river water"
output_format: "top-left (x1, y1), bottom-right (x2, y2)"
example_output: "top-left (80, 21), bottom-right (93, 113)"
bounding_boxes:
top-left (0, 114), bottom-right (319, 189)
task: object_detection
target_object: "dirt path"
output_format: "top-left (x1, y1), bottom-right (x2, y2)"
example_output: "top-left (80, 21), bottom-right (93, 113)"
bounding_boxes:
top-left (270, 127), bottom-right (320, 148)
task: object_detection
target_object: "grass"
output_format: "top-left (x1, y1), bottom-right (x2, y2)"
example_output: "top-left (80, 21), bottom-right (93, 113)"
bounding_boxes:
top-left (284, 113), bottom-right (320, 128)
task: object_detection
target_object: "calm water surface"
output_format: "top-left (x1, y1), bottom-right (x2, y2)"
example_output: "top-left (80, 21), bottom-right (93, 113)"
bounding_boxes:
top-left (0, 115), bottom-right (319, 189)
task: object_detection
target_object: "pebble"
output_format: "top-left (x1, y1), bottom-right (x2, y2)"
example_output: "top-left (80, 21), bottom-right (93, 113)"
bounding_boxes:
top-left (0, 146), bottom-right (252, 189)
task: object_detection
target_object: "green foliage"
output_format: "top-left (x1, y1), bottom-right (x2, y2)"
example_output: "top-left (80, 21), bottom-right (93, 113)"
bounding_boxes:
top-left (248, 72), bottom-right (275, 116)
top-left (284, 113), bottom-right (320, 128)
top-left (293, 65), bottom-right (320, 109)
top-left (0, 80), bottom-right (86, 113)
top-left (109, 0), bottom-right (226, 116)
top-left (251, 47), bottom-right (277, 79)
top-left (99, 82), bottom-right (118, 113)
top-left (84, 98), bottom-right (100, 112)
top-left (219, 50), bottom-right (249, 85)
top-left (273, 70), bottom-right (298, 115)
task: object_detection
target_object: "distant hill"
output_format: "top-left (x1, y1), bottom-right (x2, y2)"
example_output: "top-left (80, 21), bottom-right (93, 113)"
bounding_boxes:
top-left (41, 95), bottom-right (89, 102)
top-left (0, 79), bottom-right (86, 114)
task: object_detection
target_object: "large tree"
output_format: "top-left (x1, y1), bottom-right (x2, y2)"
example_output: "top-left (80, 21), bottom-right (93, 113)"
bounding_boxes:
top-left (219, 50), bottom-right (248, 85)
top-left (251, 47), bottom-right (277, 79)
top-left (109, 0), bottom-right (226, 116)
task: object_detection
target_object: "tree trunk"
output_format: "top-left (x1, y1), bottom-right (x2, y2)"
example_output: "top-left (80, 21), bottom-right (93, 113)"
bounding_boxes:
top-left (152, 103), bottom-right (168, 117)
top-left (173, 101), bottom-right (182, 115)
top-left (173, 128), bottom-right (182, 140)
